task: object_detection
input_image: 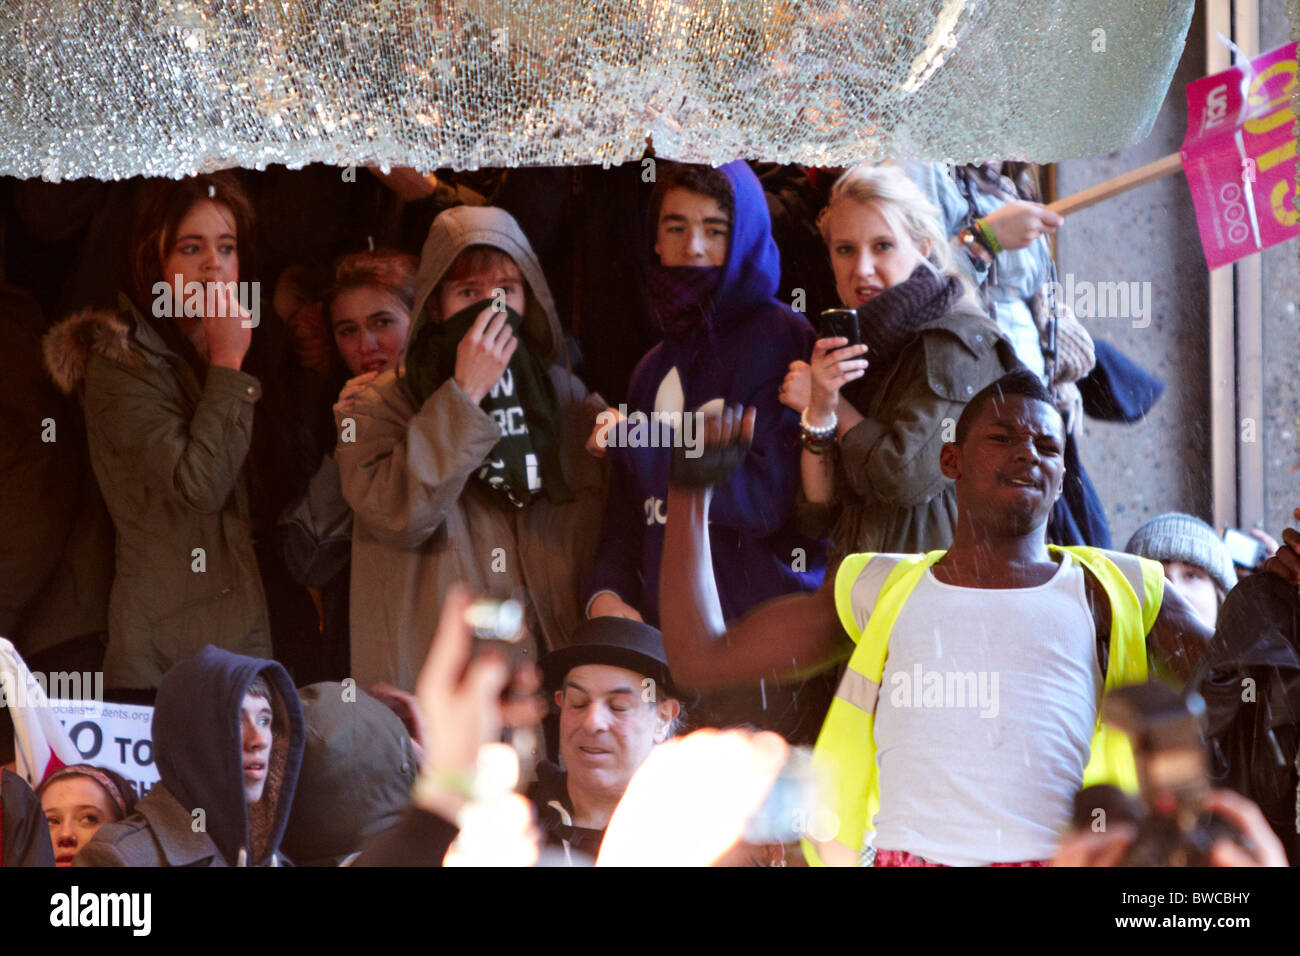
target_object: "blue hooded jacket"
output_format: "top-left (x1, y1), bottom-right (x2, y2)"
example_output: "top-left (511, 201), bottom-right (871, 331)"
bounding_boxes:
top-left (152, 646), bottom-right (305, 866)
top-left (582, 161), bottom-right (824, 626)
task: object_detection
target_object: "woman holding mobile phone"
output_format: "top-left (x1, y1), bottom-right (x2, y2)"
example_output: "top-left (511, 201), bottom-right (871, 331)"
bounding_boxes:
top-left (778, 164), bottom-right (1021, 566)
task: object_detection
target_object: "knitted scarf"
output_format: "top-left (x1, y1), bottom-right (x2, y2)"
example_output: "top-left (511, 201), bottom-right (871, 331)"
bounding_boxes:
top-left (843, 263), bottom-right (961, 413)
top-left (645, 262), bottom-right (723, 343)
top-left (404, 299), bottom-right (572, 510)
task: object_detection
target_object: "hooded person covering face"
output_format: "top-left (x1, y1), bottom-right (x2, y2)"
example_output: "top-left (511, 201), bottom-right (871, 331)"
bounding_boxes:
top-left (335, 206), bottom-right (607, 692)
top-left (403, 239), bottom-right (572, 511)
top-left (581, 161), bottom-right (829, 741)
top-left (76, 646), bottom-right (304, 867)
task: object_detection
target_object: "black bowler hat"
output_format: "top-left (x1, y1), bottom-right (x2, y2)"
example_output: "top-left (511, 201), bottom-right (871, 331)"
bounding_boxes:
top-left (541, 617), bottom-right (688, 702)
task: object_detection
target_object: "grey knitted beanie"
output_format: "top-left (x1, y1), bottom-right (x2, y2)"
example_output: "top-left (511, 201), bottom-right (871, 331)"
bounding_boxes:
top-left (1124, 512), bottom-right (1237, 595)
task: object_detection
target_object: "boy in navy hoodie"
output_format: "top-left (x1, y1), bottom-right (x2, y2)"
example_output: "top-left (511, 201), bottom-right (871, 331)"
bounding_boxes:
top-left (582, 161), bottom-right (828, 741)
top-left (76, 646), bottom-right (304, 867)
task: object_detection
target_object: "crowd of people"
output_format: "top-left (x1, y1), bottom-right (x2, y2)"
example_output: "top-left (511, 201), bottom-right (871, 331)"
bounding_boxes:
top-left (0, 157), bottom-right (1296, 867)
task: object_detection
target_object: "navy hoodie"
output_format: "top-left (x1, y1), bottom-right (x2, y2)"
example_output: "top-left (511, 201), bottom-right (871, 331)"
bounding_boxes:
top-left (152, 646), bottom-right (305, 866)
top-left (582, 161), bottom-right (824, 626)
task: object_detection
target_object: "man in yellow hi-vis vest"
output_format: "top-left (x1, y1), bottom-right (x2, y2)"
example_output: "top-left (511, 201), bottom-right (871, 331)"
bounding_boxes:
top-left (658, 370), bottom-right (1216, 866)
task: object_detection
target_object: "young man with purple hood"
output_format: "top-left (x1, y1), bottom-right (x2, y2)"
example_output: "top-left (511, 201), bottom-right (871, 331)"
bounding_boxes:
top-left (582, 161), bottom-right (828, 740)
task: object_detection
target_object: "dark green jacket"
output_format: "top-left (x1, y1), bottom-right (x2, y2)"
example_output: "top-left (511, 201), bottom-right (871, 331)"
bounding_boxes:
top-left (43, 306), bottom-right (271, 689)
top-left (802, 298), bottom-right (1021, 565)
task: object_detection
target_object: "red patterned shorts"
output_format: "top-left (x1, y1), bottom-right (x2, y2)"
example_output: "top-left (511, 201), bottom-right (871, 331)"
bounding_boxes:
top-left (873, 849), bottom-right (1048, 867)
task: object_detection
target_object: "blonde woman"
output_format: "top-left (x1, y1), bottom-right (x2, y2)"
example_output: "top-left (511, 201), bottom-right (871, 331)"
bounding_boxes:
top-left (779, 164), bottom-right (1022, 565)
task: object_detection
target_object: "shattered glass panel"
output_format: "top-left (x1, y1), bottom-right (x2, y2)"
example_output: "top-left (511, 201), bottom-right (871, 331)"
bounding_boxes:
top-left (0, 0), bottom-right (1193, 180)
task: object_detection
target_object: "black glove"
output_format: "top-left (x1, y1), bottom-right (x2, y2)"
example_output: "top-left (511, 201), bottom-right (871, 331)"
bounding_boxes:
top-left (668, 405), bottom-right (753, 490)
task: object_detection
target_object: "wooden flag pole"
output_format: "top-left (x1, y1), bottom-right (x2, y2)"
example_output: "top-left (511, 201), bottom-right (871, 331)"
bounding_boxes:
top-left (1046, 152), bottom-right (1184, 216)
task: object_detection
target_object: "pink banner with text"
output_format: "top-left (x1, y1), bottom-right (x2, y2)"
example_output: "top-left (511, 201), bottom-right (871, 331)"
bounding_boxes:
top-left (1181, 42), bottom-right (1297, 269)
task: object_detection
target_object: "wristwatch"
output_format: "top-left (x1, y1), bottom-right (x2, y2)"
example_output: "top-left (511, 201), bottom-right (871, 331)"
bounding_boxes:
top-left (959, 226), bottom-right (992, 267)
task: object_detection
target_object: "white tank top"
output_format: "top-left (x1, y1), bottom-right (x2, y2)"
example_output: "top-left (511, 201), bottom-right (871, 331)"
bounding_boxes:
top-left (866, 553), bottom-right (1101, 865)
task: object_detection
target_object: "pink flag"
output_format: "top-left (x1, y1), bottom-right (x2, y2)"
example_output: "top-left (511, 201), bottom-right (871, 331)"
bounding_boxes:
top-left (1181, 42), bottom-right (1298, 269)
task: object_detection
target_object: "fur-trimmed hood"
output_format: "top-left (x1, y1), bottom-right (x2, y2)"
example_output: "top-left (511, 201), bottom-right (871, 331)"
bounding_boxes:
top-left (42, 307), bottom-right (149, 396)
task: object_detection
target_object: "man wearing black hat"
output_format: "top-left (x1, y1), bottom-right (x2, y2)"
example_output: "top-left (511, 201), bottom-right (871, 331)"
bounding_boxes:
top-left (533, 617), bottom-right (686, 865)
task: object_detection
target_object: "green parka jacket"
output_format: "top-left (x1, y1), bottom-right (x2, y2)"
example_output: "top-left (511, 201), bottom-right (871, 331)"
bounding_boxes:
top-left (43, 303), bottom-right (271, 689)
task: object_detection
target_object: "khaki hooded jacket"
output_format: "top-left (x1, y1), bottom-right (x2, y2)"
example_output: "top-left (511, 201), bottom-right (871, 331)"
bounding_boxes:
top-left (335, 206), bottom-right (607, 691)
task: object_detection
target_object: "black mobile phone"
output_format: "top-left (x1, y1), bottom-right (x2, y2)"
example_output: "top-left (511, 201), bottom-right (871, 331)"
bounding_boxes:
top-left (816, 308), bottom-right (861, 346)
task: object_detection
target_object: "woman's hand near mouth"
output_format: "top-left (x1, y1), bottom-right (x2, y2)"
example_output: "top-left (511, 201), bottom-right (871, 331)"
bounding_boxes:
top-left (333, 370), bottom-right (380, 418)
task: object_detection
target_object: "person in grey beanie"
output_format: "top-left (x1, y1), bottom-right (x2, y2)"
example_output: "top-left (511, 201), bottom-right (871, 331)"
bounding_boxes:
top-left (1125, 512), bottom-right (1237, 626)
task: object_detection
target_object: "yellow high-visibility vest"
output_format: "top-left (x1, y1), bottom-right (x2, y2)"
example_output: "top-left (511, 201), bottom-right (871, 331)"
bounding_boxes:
top-left (805, 545), bottom-right (1165, 866)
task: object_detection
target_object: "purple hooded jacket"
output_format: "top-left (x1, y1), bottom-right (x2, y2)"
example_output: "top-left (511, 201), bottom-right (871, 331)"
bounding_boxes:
top-left (582, 161), bottom-right (825, 627)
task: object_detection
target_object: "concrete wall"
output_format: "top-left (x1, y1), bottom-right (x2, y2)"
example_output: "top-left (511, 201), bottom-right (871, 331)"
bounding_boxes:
top-left (1055, 0), bottom-right (1299, 547)
top-left (1261, 0), bottom-right (1300, 537)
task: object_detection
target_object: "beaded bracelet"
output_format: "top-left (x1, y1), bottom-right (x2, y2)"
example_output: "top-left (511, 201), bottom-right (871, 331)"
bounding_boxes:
top-left (800, 430), bottom-right (836, 455)
top-left (800, 407), bottom-right (837, 438)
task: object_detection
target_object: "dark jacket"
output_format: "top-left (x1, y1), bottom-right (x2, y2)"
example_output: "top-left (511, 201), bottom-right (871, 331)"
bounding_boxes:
top-left (582, 160), bottom-right (824, 624)
top-left (43, 305), bottom-right (271, 690)
top-left (1, 769), bottom-right (55, 867)
top-left (277, 453), bottom-right (352, 681)
top-left (529, 760), bottom-right (604, 865)
top-left (353, 805), bottom-right (459, 867)
top-left (0, 283), bottom-right (113, 660)
top-left (76, 646), bottom-right (304, 867)
top-left (1194, 572), bottom-right (1300, 862)
top-left (1078, 339), bottom-right (1166, 424)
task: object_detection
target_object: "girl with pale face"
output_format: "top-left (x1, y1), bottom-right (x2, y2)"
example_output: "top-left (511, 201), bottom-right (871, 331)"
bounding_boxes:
top-left (824, 199), bottom-right (933, 309)
top-left (327, 250), bottom-right (420, 413)
top-left (1162, 560), bottom-right (1222, 626)
top-left (780, 197), bottom-right (940, 418)
top-left (330, 285), bottom-right (413, 377)
top-left (39, 767), bottom-right (133, 867)
top-left (157, 197), bottom-right (252, 368)
top-left (161, 198), bottom-right (240, 296)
